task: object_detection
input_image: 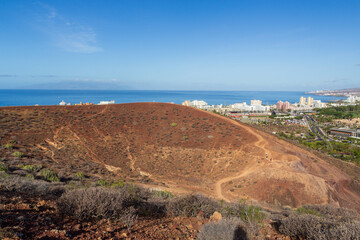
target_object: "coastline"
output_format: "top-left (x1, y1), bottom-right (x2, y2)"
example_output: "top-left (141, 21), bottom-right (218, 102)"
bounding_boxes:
top-left (0, 89), bottom-right (345, 107)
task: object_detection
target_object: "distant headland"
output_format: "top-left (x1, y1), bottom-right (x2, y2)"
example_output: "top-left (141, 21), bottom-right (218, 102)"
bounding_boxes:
top-left (307, 88), bottom-right (360, 97)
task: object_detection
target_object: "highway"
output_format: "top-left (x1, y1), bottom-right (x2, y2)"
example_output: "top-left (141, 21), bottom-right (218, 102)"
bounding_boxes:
top-left (304, 115), bottom-right (328, 140)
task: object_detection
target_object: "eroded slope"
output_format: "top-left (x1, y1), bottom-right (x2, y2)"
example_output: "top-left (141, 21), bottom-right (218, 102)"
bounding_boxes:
top-left (1, 103), bottom-right (359, 211)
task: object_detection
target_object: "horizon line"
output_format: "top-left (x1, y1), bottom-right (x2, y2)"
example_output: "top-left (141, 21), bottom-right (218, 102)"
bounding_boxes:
top-left (0, 88), bottom-right (316, 92)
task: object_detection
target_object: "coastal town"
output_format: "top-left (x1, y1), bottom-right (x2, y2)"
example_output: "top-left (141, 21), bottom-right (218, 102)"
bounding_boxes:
top-left (181, 95), bottom-right (359, 116)
top-left (54, 93), bottom-right (360, 171)
top-left (181, 95), bottom-right (360, 165)
top-left (58, 94), bottom-right (360, 143)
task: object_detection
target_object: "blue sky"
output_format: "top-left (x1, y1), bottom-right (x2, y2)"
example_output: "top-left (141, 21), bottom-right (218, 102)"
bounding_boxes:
top-left (0, 0), bottom-right (359, 91)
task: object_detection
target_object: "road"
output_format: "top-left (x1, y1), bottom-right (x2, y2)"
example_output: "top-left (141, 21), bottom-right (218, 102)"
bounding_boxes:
top-left (304, 115), bottom-right (328, 140)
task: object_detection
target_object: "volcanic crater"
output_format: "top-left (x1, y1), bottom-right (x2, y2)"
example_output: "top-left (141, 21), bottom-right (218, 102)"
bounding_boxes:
top-left (1, 102), bottom-right (360, 212)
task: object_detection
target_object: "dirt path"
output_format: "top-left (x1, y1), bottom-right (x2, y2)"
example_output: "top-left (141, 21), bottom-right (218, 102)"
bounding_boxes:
top-left (214, 164), bottom-right (259, 201)
top-left (206, 111), bottom-right (302, 201)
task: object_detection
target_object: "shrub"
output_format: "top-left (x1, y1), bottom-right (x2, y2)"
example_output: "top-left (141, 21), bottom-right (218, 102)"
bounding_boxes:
top-left (137, 196), bottom-right (167, 218)
top-left (40, 169), bottom-right (60, 182)
top-left (279, 214), bottom-right (360, 240)
top-left (13, 151), bottom-right (24, 157)
top-left (221, 201), bottom-right (266, 224)
top-left (58, 187), bottom-right (127, 220)
top-left (279, 205), bottom-right (360, 239)
top-left (57, 186), bottom-right (151, 228)
top-left (75, 172), bottom-right (86, 180)
top-left (0, 175), bottom-right (65, 197)
top-left (22, 165), bottom-right (40, 173)
top-left (0, 162), bottom-right (8, 173)
top-left (96, 179), bottom-right (109, 187)
top-left (8, 140), bottom-right (17, 144)
top-left (121, 206), bottom-right (138, 230)
top-left (167, 194), bottom-right (220, 218)
top-left (197, 218), bottom-right (248, 240)
top-left (296, 207), bottom-right (322, 217)
top-left (170, 122), bottom-right (178, 127)
top-left (111, 179), bottom-right (125, 188)
top-left (26, 174), bottom-right (35, 180)
top-left (153, 190), bottom-right (173, 199)
top-left (4, 143), bottom-right (13, 149)
top-left (220, 201), bottom-right (266, 238)
top-left (298, 204), bottom-right (359, 221)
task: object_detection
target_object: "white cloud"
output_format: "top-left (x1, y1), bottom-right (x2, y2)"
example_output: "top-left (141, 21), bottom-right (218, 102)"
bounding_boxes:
top-left (57, 30), bottom-right (102, 53)
top-left (36, 3), bottom-right (102, 53)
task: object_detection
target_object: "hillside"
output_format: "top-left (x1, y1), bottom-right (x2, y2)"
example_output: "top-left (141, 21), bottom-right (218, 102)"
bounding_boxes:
top-left (1, 102), bottom-right (360, 212)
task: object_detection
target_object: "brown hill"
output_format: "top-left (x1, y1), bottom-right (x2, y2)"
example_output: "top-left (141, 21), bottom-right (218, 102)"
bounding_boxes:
top-left (1, 102), bottom-right (360, 212)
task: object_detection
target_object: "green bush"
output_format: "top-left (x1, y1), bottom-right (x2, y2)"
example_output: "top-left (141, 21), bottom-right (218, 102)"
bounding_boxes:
top-left (40, 169), bottom-right (60, 182)
top-left (153, 190), bottom-right (174, 199)
top-left (111, 179), bottom-right (125, 188)
top-left (13, 151), bottom-right (24, 157)
top-left (0, 162), bottom-right (8, 173)
top-left (221, 201), bottom-right (266, 224)
top-left (4, 143), bottom-right (13, 149)
top-left (297, 205), bottom-right (359, 221)
top-left (75, 171), bottom-right (86, 180)
top-left (22, 165), bottom-right (40, 173)
top-left (96, 179), bottom-right (110, 186)
top-left (25, 174), bottom-right (35, 180)
top-left (296, 207), bottom-right (322, 217)
top-left (170, 122), bottom-right (178, 127)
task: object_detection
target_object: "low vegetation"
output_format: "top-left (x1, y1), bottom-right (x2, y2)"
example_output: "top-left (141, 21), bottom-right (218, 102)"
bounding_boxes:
top-left (153, 190), bottom-right (173, 199)
top-left (12, 151), bottom-right (24, 157)
top-left (22, 164), bottom-right (41, 173)
top-left (316, 104), bottom-right (360, 119)
top-left (279, 205), bottom-right (360, 239)
top-left (4, 143), bottom-right (13, 149)
top-left (0, 162), bottom-right (8, 172)
top-left (1, 103), bottom-right (360, 239)
top-left (40, 169), bottom-right (60, 182)
top-left (300, 140), bottom-right (360, 165)
top-left (1, 171), bottom-right (360, 239)
top-left (167, 194), bottom-right (220, 218)
top-left (0, 174), bottom-right (65, 197)
top-left (75, 171), bottom-right (86, 180)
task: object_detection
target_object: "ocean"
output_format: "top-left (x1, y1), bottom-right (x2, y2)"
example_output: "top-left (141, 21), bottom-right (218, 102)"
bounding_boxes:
top-left (0, 89), bottom-right (345, 107)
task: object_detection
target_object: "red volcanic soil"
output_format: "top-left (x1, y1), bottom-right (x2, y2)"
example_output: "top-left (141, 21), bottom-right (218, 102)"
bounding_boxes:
top-left (1, 102), bottom-right (360, 212)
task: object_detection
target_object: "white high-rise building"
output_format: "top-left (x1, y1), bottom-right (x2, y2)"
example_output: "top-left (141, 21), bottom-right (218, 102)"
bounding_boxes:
top-left (299, 96), bottom-right (306, 105)
top-left (307, 97), bottom-right (314, 106)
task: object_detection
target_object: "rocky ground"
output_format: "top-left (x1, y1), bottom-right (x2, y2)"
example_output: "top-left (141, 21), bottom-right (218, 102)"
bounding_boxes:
top-left (1, 102), bottom-right (360, 239)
